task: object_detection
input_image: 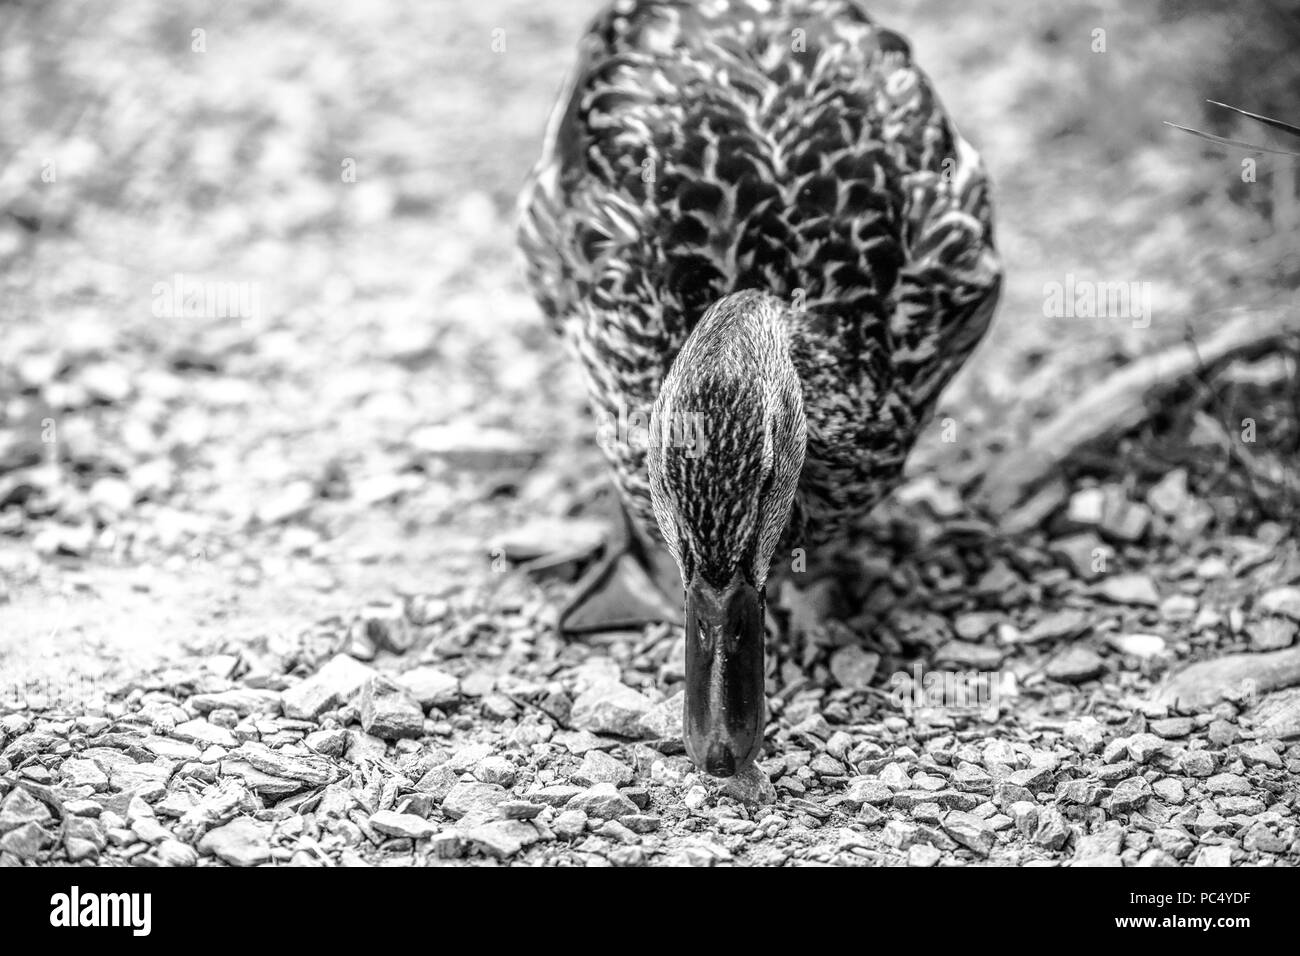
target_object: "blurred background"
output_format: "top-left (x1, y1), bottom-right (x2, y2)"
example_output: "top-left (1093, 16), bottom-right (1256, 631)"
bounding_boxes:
top-left (0, 0), bottom-right (1297, 684)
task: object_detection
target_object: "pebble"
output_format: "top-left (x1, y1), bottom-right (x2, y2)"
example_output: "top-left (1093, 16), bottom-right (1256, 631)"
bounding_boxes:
top-left (907, 843), bottom-right (941, 867)
top-left (1045, 646), bottom-right (1106, 683)
top-left (1107, 633), bottom-right (1167, 658)
top-left (1108, 777), bottom-right (1151, 812)
top-left (358, 677), bottom-right (424, 740)
top-left (1259, 586), bottom-right (1300, 621)
top-left (197, 817), bottom-right (271, 867)
top-left (943, 811), bottom-right (994, 856)
top-left (828, 645), bottom-right (880, 690)
top-left (572, 749), bottom-right (634, 787)
top-left (1248, 617), bottom-right (1297, 651)
top-left (1033, 808), bottom-right (1071, 850)
top-left (570, 681), bottom-right (654, 738)
top-left (566, 783), bottom-right (638, 820)
top-left (370, 810), bottom-right (437, 839)
top-left (395, 666), bottom-right (460, 709)
top-left (281, 654), bottom-right (377, 720)
top-left (1150, 717), bottom-right (1193, 739)
top-left (441, 782), bottom-right (509, 820)
top-left (1204, 773), bottom-right (1250, 796)
top-left (473, 756), bottom-right (517, 787)
top-left (1151, 778), bottom-right (1185, 804)
top-left (1240, 743), bottom-right (1283, 769)
top-left (1094, 574), bottom-right (1161, 607)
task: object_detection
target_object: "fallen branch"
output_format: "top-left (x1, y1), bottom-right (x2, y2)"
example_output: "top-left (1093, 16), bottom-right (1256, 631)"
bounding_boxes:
top-left (978, 308), bottom-right (1300, 514)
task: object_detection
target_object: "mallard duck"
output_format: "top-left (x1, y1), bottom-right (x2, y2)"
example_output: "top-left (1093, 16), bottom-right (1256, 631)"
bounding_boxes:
top-left (519, 0), bottom-right (1002, 775)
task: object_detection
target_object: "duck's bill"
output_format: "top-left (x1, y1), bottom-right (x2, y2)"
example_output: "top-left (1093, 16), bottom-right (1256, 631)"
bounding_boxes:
top-left (683, 575), bottom-right (766, 777)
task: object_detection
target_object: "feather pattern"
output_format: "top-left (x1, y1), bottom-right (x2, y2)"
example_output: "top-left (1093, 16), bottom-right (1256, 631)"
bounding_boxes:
top-left (519, 0), bottom-right (1002, 558)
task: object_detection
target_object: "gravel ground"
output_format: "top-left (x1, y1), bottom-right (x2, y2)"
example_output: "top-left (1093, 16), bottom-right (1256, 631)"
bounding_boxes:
top-left (1, 1), bottom-right (1298, 866)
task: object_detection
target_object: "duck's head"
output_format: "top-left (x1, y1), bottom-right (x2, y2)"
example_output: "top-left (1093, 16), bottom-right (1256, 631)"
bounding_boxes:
top-left (647, 290), bottom-right (806, 776)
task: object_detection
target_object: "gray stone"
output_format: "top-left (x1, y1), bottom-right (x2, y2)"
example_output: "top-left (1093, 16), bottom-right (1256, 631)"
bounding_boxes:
top-left (1095, 574), bottom-right (1161, 607)
top-left (1108, 777), bottom-right (1151, 812)
top-left (565, 783), bottom-right (638, 820)
top-left (1259, 586), bottom-right (1300, 622)
top-left (473, 755), bottom-right (518, 787)
top-left (441, 782), bottom-right (509, 820)
top-left (829, 645), bottom-right (880, 690)
top-left (907, 843), bottom-right (941, 867)
top-left (0, 821), bottom-right (47, 859)
top-left (1033, 808), bottom-right (1071, 850)
top-left (1248, 617), bottom-right (1297, 652)
top-left (943, 811), bottom-right (994, 856)
top-left (0, 788), bottom-right (53, 833)
top-left (718, 765), bottom-right (776, 806)
top-left (171, 719), bottom-right (238, 749)
top-left (552, 810), bottom-right (588, 840)
top-left (370, 810), bottom-right (437, 839)
top-left (570, 681), bottom-right (655, 737)
top-left (281, 654), bottom-right (377, 720)
top-left (1046, 646), bottom-right (1106, 683)
top-left (395, 666), bottom-right (460, 709)
top-left (459, 819), bottom-right (540, 859)
top-left (197, 817), bottom-right (271, 867)
top-left (240, 742), bottom-right (339, 786)
top-left (1240, 743), bottom-right (1283, 769)
top-left (1205, 773), bottom-right (1250, 796)
top-left (1150, 717), bottom-right (1193, 739)
top-left (840, 776), bottom-right (895, 808)
top-left (414, 764), bottom-right (458, 801)
top-left (358, 677), bottom-right (424, 740)
top-left (572, 749), bottom-right (634, 787)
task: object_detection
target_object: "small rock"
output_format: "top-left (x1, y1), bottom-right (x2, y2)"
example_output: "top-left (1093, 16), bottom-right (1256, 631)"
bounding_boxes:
top-left (197, 817), bottom-right (271, 867)
top-left (1095, 574), bottom-right (1161, 607)
top-left (0, 821), bottom-right (48, 859)
top-left (370, 810), bottom-right (437, 840)
top-left (1204, 773), bottom-right (1250, 796)
top-left (570, 681), bottom-right (655, 738)
top-left (566, 783), bottom-right (638, 820)
top-left (1180, 750), bottom-right (1217, 777)
top-left (357, 677), bottom-right (424, 740)
top-left (460, 819), bottom-right (540, 860)
top-left (441, 782), bottom-right (509, 821)
top-left (1259, 586), bottom-right (1300, 622)
top-left (473, 755), bottom-right (518, 787)
top-left (1108, 777), bottom-right (1151, 813)
top-left (396, 666), bottom-right (460, 709)
top-left (719, 765), bottom-right (776, 806)
top-left (1046, 646), bottom-right (1106, 683)
top-left (907, 843), bottom-right (941, 867)
top-left (1247, 617), bottom-right (1297, 652)
top-left (1240, 742), bottom-right (1283, 769)
top-left (572, 750), bottom-right (634, 787)
top-left (1150, 717), bottom-right (1193, 739)
top-left (0, 788), bottom-right (53, 832)
top-left (943, 811), bottom-right (994, 856)
top-left (552, 810), bottom-right (588, 840)
top-left (1033, 808), bottom-right (1071, 850)
top-left (281, 654), bottom-right (377, 720)
top-left (829, 645), bottom-right (880, 690)
top-left (1107, 633), bottom-right (1167, 658)
top-left (1151, 778), bottom-right (1185, 804)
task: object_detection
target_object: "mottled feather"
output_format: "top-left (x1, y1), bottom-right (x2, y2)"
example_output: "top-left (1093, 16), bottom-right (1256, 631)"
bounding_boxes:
top-left (519, 0), bottom-right (1001, 557)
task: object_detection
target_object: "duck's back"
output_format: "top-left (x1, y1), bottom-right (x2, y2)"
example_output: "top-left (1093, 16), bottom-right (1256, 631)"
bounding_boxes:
top-left (520, 0), bottom-right (1002, 545)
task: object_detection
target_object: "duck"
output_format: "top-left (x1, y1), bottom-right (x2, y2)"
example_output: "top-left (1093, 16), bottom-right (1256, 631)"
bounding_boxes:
top-left (518, 0), bottom-right (1002, 776)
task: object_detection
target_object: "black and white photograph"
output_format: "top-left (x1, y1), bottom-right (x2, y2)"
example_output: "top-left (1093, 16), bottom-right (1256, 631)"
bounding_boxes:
top-left (0, 0), bottom-right (1297, 910)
